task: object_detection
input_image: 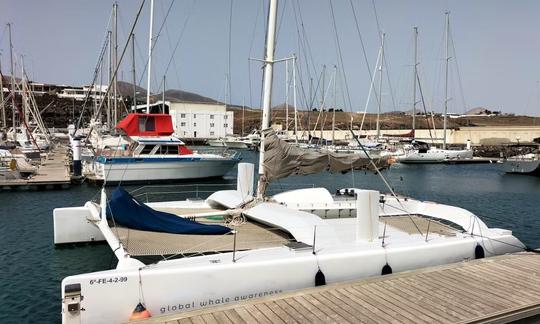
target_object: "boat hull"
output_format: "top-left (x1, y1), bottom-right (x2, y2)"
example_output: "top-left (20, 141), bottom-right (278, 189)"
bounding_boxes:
top-left (398, 149), bottom-right (473, 164)
top-left (61, 233), bottom-right (522, 324)
top-left (87, 158), bottom-right (239, 183)
top-left (501, 159), bottom-right (540, 176)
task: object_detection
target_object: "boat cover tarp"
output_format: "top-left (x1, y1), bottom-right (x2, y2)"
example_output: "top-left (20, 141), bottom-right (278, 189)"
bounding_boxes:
top-left (262, 129), bottom-right (391, 183)
top-left (107, 187), bottom-right (231, 235)
top-left (116, 113), bottom-right (174, 136)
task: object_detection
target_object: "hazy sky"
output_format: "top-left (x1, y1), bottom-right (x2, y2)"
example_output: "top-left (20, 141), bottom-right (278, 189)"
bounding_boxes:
top-left (2, 0), bottom-right (540, 116)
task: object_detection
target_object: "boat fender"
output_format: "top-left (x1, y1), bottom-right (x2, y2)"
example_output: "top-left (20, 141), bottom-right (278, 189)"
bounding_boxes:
top-left (315, 268), bottom-right (326, 286)
top-left (381, 263), bottom-right (392, 275)
top-left (475, 245), bottom-right (485, 259)
top-left (129, 302), bottom-right (151, 320)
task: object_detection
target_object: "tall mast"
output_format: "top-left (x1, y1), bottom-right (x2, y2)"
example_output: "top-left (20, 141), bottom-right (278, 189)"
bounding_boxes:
top-left (285, 59), bottom-right (289, 133)
top-left (113, 2), bottom-right (118, 124)
top-left (332, 65), bottom-right (337, 144)
top-left (8, 23), bottom-right (16, 135)
top-left (293, 54), bottom-right (298, 143)
top-left (107, 30), bottom-right (112, 126)
top-left (320, 65), bottom-right (326, 140)
top-left (242, 97), bottom-right (245, 136)
top-left (443, 12), bottom-right (450, 149)
top-left (257, 0), bottom-right (278, 197)
top-left (131, 33), bottom-right (137, 110)
top-left (21, 55), bottom-right (28, 126)
top-left (412, 27), bottom-right (418, 132)
top-left (0, 54), bottom-right (6, 129)
top-left (376, 32), bottom-right (385, 140)
top-left (146, 0), bottom-right (155, 114)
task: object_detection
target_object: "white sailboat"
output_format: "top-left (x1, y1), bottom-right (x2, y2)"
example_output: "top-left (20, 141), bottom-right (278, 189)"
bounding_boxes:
top-left (54, 2), bottom-right (525, 323)
top-left (502, 152), bottom-right (540, 176)
top-left (397, 15), bottom-right (472, 164)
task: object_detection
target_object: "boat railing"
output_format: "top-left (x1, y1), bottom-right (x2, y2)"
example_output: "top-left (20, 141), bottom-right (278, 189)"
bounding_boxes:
top-left (130, 183), bottom-right (238, 202)
top-left (193, 148), bottom-right (241, 159)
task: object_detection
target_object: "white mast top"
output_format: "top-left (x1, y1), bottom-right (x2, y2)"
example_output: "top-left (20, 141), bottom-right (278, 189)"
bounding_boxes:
top-left (146, 0), bottom-right (155, 114)
top-left (443, 11), bottom-right (450, 149)
top-left (257, 0), bottom-right (278, 197)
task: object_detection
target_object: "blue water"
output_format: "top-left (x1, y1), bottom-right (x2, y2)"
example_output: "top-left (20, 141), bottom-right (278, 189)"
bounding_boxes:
top-left (1, 150), bottom-right (539, 323)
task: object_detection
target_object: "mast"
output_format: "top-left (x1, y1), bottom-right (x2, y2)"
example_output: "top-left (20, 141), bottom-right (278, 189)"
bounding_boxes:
top-left (146, 0), bottom-right (155, 114)
top-left (241, 97), bottom-right (245, 136)
top-left (107, 30), bottom-right (112, 127)
top-left (293, 54), bottom-right (298, 143)
top-left (131, 33), bottom-right (137, 110)
top-left (412, 27), bottom-right (418, 132)
top-left (256, 0), bottom-right (278, 197)
top-left (285, 59), bottom-right (289, 133)
top-left (376, 32), bottom-right (385, 140)
top-left (8, 23), bottom-right (16, 137)
top-left (113, 2), bottom-right (118, 124)
top-left (443, 12), bottom-right (450, 149)
top-left (0, 54), bottom-right (5, 129)
top-left (332, 65), bottom-right (337, 144)
top-left (320, 65), bottom-right (326, 141)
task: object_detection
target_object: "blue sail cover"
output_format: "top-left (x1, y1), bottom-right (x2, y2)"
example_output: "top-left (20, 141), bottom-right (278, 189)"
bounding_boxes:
top-left (107, 187), bottom-right (231, 235)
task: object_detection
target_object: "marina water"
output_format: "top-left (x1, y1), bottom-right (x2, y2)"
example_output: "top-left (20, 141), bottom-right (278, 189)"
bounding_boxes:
top-left (1, 149), bottom-right (539, 323)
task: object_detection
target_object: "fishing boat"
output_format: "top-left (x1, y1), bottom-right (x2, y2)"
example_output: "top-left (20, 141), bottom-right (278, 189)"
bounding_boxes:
top-left (82, 113), bottom-right (241, 184)
top-left (501, 153), bottom-right (540, 176)
top-left (53, 2), bottom-right (525, 323)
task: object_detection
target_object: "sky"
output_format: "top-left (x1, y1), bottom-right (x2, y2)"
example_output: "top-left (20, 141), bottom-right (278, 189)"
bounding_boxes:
top-left (1, 0), bottom-right (540, 116)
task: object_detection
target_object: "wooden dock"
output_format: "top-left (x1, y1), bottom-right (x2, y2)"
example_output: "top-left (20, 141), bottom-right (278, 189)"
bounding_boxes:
top-left (132, 253), bottom-right (540, 324)
top-left (0, 146), bottom-right (71, 190)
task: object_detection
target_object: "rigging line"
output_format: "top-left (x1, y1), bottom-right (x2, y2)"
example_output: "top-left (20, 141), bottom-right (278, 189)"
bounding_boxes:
top-left (449, 28), bottom-right (468, 113)
top-left (382, 44), bottom-right (398, 112)
top-left (160, 0), bottom-right (196, 88)
top-left (329, 0), bottom-right (353, 112)
top-left (293, 0), bottom-right (318, 82)
top-left (247, 0), bottom-right (263, 109)
top-left (227, 0), bottom-right (233, 105)
top-left (137, 0), bottom-right (177, 89)
top-left (416, 72), bottom-right (434, 140)
top-left (80, 0), bottom-right (147, 137)
top-left (349, 128), bottom-right (424, 236)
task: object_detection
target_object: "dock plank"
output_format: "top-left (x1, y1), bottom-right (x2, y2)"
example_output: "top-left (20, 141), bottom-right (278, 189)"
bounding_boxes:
top-left (131, 253), bottom-right (540, 324)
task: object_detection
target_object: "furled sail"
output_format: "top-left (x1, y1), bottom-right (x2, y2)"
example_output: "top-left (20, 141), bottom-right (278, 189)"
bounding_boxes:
top-left (262, 129), bottom-right (391, 182)
top-left (107, 187), bottom-right (231, 235)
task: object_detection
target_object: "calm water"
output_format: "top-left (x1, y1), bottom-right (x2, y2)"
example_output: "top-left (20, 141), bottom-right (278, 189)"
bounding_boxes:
top-left (1, 149), bottom-right (540, 323)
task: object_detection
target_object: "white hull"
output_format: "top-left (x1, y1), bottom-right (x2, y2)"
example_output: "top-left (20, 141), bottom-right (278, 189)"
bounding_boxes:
top-left (397, 148), bottom-right (473, 164)
top-left (60, 225), bottom-right (520, 324)
top-left (501, 158), bottom-right (540, 175)
top-left (207, 140), bottom-right (225, 147)
top-left (86, 159), bottom-right (238, 182)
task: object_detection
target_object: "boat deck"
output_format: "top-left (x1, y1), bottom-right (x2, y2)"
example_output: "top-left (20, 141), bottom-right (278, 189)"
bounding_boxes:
top-left (131, 252), bottom-right (540, 324)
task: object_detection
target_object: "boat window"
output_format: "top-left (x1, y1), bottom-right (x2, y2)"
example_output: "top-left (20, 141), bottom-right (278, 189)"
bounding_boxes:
top-left (139, 117), bottom-right (156, 132)
top-left (160, 145), bottom-right (179, 155)
top-left (140, 145), bottom-right (155, 154)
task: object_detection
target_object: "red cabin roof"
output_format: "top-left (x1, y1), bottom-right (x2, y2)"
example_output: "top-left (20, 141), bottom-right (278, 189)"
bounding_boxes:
top-left (116, 113), bottom-right (174, 136)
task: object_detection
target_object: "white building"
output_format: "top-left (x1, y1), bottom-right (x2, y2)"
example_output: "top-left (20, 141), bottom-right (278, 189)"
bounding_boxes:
top-left (134, 99), bottom-right (234, 139)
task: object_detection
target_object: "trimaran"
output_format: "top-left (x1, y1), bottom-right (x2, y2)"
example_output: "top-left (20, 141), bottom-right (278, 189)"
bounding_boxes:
top-left (54, 1), bottom-right (525, 323)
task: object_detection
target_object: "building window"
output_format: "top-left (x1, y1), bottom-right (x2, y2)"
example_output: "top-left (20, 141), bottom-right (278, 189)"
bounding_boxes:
top-left (180, 113), bottom-right (186, 118)
top-left (210, 115), bottom-right (214, 119)
top-left (194, 122), bottom-right (197, 127)
top-left (180, 122), bottom-right (186, 127)
top-left (193, 114), bottom-right (196, 119)
top-left (210, 131), bottom-right (215, 136)
top-left (224, 115), bottom-right (228, 120)
top-left (210, 123), bottom-right (215, 127)
top-left (224, 123), bottom-right (228, 128)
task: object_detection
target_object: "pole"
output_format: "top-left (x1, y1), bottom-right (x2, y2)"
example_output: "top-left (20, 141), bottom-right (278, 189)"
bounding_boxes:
top-left (146, 0), bottom-right (155, 114)
top-left (8, 23), bottom-right (16, 139)
top-left (293, 54), bottom-right (298, 143)
top-left (443, 12), bottom-right (450, 149)
top-left (285, 59), bottom-right (289, 133)
top-left (113, 2), bottom-right (118, 124)
top-left (131, 33), bottom-right (137, 111)
top-left (107, 30), bottom-right (112, 127)
top-left (412, 27), bottom-right (418, 132)
top-left (242, 97), bottom-right (245, 136)
top-left (332, 65), bottom-right (337, 144)
top-left (0, 54), bottom-right (5, 129)
top-left (320, 65), bottom-right (326, 141)
top-left (256, 0), bottom-right (278, 198)
top-left (376, 33), bottom-right (385, 140)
